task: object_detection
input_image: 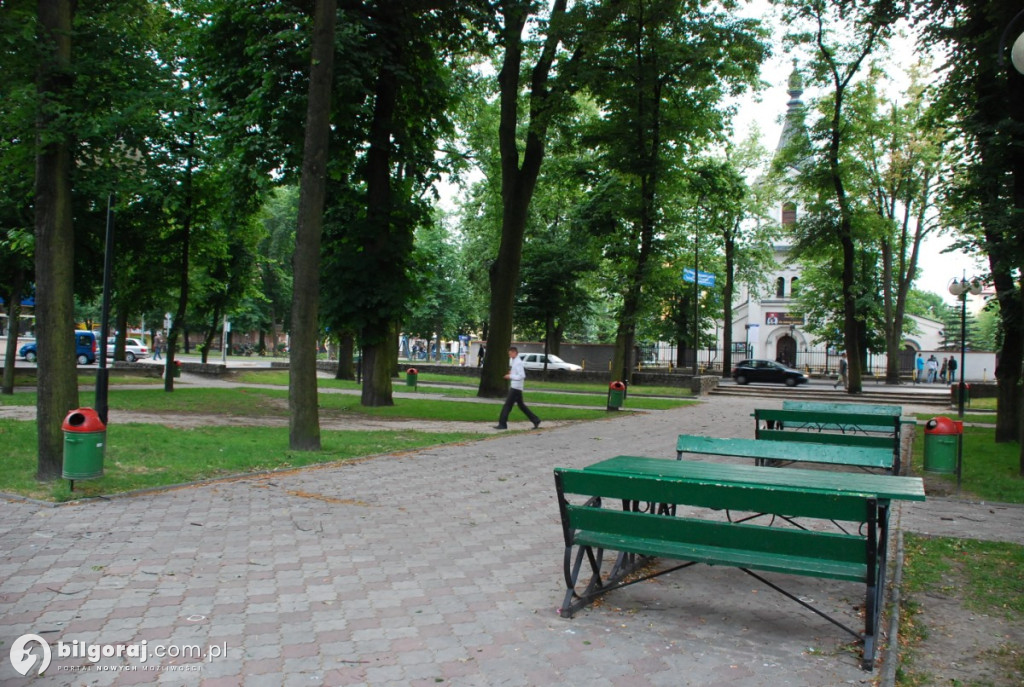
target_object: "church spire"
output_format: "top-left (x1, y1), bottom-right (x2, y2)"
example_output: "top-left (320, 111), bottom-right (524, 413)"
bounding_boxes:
top-left (776, 59), bottom-right (807, 155)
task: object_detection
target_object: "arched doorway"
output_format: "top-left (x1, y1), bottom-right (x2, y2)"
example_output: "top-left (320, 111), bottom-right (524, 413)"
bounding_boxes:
top-left (776, 335), bottom-right (797, 367)
top-left (900, 345), bottom-right (917, 375)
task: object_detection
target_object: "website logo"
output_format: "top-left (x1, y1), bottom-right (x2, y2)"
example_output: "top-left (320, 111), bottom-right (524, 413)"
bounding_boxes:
top-left (9, 634), bottom-right (52, 676)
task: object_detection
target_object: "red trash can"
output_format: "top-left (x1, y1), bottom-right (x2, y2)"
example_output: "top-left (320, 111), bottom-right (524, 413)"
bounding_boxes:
top-left (923, 416), bottom-right (961, 474)
top-left (607, 381), bottom-right (627, 411)
top-left (62, 408), bottom-right (106, 480)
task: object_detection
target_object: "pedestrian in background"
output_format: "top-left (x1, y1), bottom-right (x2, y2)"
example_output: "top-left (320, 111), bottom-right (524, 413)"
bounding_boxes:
top-left (948, 356), bottom-right (958, 384)
top-left (494, 346), bottom-right (541, 430)
top-left (834, 352), bottom-right (848, 389)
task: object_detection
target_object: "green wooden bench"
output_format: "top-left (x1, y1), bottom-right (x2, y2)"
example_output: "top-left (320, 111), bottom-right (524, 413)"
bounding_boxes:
top-left (555, 456), bottom-right (925, 671)
top-left (675, 433), bottom-right (894, 471)
top-left (754, 408), bottom-right (902, 474)
top-left (782, 400), bottom-right (918, 437)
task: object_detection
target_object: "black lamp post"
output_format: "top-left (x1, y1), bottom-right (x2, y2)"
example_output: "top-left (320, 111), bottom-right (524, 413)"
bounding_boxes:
top-left (948, 274), bottom-right (982, 489)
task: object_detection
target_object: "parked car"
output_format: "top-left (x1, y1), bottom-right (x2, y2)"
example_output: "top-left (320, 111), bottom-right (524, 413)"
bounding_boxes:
top-left (19, 331), bottom-right (99, 365)
top-left (518, 352), bottom-right (582, 372)
top-left (731, 359), bottom-right (808, 387)
top-left (106, 337), bottom-right (149, 362)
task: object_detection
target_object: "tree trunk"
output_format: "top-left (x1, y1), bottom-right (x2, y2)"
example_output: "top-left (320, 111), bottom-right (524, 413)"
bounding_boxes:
top-left (2, 276), bottom-right (24, 395)
top-left (200, 308), bottom-right (220, 365)
top-left (34, 0), bottom-right (79, 480)
top-left (360, 337), bottom-right (394, 407)
top-left (991, 265), bottom-right (1022, 443)
top-left (335, 331), bottom-right (355, 380)
top-left (288, 0), bottom-right (336, 450)
top-left (722, 228), bottom-right (736, 377)
top-left (113, 307), bottom-right (129, 361)
top-left (165, 136), bottom-right (194, 393)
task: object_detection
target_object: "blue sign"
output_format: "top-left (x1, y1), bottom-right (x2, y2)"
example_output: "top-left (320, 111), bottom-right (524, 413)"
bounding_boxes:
top-left (682, 269), bottom-right (716, 287)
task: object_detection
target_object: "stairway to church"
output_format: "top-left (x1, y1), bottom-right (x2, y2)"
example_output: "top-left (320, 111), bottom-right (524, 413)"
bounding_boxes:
top-left (709, 382), bottom-right (951, 408)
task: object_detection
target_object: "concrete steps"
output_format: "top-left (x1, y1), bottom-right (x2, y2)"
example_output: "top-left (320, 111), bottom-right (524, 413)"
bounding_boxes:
top-left (710, 383), bottom-right (951, 409)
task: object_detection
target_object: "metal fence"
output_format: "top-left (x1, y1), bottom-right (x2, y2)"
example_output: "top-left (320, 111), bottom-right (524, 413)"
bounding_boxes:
top-left (638, 344), bottom-right (918, 378)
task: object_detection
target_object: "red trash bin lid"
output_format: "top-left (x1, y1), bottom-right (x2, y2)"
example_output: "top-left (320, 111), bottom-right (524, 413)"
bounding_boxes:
top-left (924, 416), bottom-right (960, 435)
top-left (610, 381), bottom-right (626, 390)
top-left (62, 408), bottom-right (106, 432)
top-left (407, 368), bottom-right (418, 375)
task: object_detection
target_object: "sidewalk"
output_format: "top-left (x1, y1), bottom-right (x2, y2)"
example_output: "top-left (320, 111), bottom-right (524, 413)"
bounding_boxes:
top-left (1, 394), bottom-right (1015, 686)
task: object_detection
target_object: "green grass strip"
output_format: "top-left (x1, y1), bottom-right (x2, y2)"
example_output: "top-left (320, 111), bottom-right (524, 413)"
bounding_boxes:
top-left (2, 386), bottom-right (622, 421)
top-left (0, 419), bottom-right (482, 502)
top-left (912, 424), bottom-right (1024, 503)
top-left (897, 534), bottom-right (1024, 686)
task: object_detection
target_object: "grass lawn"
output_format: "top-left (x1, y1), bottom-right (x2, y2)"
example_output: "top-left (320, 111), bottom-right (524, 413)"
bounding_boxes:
top-left (0, 419), bottom-right (484, 502)
top-left (0, 381), bottom-right (617, 501)
top-left (3, 386), bottom-right (611, 422)
top-left (912, 424), bottom-right (1024, 503)
top-left (232, 369), bottom-right (696, 402)
top-left (898, 534), bottom-right (1024, 686)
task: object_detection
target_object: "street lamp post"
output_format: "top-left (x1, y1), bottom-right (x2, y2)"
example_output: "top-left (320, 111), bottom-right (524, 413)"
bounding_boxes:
top-left (948, 274), bottom-right (982, 489)
top-left (998, 8), bottom-right (1024, 74)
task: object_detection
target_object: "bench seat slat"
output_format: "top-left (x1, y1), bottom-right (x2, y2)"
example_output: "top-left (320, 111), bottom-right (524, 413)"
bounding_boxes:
top-left (574, 530), bottom-right (867, 582)
top-left (582, 457), bottom-right (926, 501)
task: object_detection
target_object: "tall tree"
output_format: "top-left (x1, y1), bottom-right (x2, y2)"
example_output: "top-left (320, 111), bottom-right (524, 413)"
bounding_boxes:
top-left (845, 69), bottom-right (944, 383)
top-left (34, 0), bottom-right (79, 480)
top-left (579, 0), bottom-right (765, 383)
top-left (289, 0), bottom-right (337, 450)
top-left (477, 0), bottom-right (618, 397)
top-left (922, 0), bottom-right (1024, 450)
top-left (778, 0), bottom-right (909, 393)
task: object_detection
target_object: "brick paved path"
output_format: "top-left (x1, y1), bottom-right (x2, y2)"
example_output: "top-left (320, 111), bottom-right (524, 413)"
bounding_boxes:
top-left (3, 394), bottom-right (1018, 686)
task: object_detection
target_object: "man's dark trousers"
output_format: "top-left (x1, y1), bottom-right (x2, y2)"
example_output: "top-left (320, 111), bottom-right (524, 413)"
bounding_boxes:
top-left (497, 389), bottom-right (539, 428)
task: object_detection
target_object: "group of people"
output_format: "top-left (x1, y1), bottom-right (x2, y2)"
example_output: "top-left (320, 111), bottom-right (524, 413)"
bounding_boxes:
top-left (915, 353), bottom-right (958, 384)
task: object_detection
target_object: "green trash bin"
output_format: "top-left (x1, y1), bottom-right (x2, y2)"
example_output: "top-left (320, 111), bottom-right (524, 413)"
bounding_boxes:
top-left (406, 368), bottom-right (418, 390)
top-left (607, 381), bottom-right (626, 411)
top-left (923, 416), bottom-right (961, 474)
top-left (62, 408), bottom-right (106, 481)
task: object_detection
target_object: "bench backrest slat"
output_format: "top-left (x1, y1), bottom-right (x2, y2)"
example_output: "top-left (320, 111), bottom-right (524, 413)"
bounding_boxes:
top-left (757, 429), bottom-right (895, 450)
top-left (556, 468), bottom-right (870, 522)
top-left (565, 502), bottom-right (867, 565)
top-left (782, 401), bottom-right (902, 416)
top-left (755, 408), bottom-right (900, 433)
top-left (675, 434), bottom-right (892, 468)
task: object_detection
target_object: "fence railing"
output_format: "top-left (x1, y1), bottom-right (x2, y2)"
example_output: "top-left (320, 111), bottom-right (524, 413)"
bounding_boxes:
top-left (637, 345), bottom-right (917, 378)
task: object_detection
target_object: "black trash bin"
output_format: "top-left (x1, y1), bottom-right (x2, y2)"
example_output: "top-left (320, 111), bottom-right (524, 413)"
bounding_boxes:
top-left (62, 408), bottom-right (106, 481)
top-left (923, 416), bottom-right (961, 474)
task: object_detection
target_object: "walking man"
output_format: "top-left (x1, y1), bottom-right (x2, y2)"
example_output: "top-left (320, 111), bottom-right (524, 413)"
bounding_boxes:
top-left (494, 346), bottom-right (541, 430)
top-left (834, 352), bottom-right (848, 389)
top-left (948, 355), bottom-right (958, 384)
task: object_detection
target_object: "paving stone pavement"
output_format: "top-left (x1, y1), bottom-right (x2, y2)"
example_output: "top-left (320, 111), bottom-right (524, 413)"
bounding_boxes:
top-left (2, 394), bottom-right (1017, 686)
